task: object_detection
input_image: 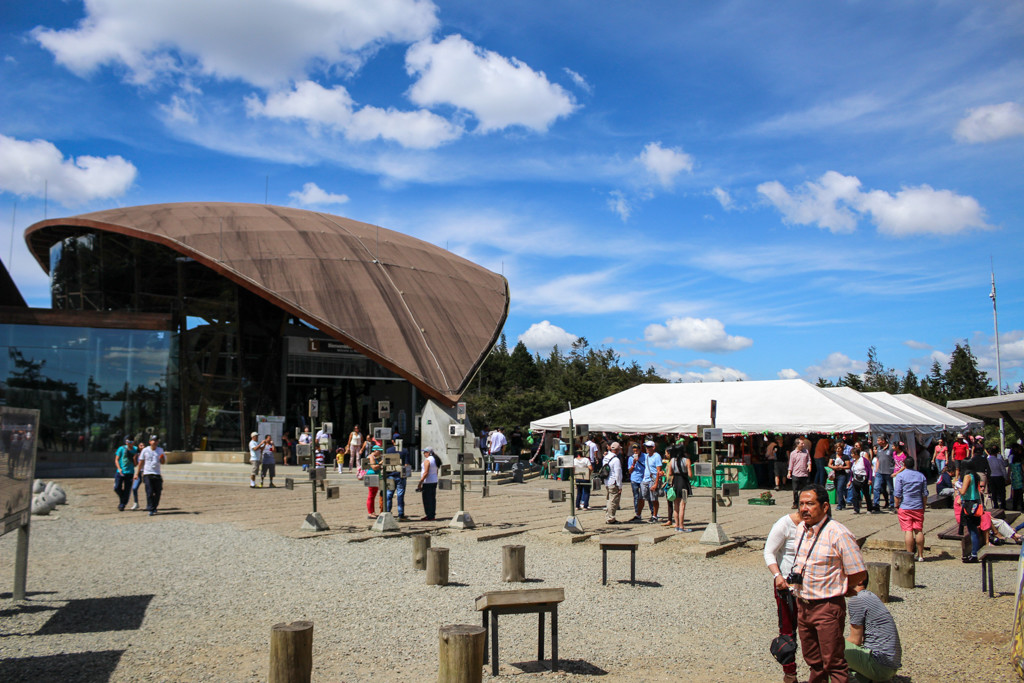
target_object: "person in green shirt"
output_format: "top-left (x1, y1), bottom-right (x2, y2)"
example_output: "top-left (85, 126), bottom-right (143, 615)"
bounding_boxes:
top-left (114, 437), bottom-right (137, 511)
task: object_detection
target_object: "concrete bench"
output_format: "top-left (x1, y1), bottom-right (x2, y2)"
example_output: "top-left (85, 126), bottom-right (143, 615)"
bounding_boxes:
top-left (475, 587), bottom-right (565, 676)
top-left (600, 537), bottom-right (639, 586)
top-left (927, 492), bottom-right (952, 509)
top-left (979, 545), bottom-right (1020, 598)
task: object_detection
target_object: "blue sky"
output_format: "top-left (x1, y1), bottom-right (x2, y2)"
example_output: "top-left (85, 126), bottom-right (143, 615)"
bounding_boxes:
top-left (2, 1), bottom-right (1022, 389)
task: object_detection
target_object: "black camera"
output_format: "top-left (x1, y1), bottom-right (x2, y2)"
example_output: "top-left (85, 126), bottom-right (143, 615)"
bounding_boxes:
top-left (785, 572), bottom-right (803, 585)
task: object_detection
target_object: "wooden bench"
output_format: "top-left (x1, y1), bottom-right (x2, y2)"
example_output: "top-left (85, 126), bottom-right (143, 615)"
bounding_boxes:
top-left (979, 545), bottom-right (1020, 597)
top-left (475, 587), bottom-right (564, 677)
top-left (600, 537), bottom-right (639, 586)
top-left (927, 492), bottom-right (953, 509)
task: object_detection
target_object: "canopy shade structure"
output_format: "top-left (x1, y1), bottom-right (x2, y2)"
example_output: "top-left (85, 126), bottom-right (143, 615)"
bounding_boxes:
top-left (947, 394), bottom-right (1024, 423)
top-left (896, 394), bottom-right (983, 431)
top-left (823, 388), bottom-right (943, 436)
top-left (25, 202), bottom-right (509, 405)
top-left (529, 379), bottom-right (928, 435)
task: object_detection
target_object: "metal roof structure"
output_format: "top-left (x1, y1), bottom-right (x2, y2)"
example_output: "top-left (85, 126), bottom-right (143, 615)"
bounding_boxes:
top-left (24, 202), bottom-right (509, 405)
top-left (948, 394), bottom-right (1024, 424)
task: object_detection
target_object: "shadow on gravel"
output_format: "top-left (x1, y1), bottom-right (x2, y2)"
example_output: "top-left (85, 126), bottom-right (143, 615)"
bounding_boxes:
top-left (0, 590), bottom-right (57, 599)
top-left (512, 659), bottom-right (607, 675)
top-left (521, 577), bottom-right (545, 583)
top-left (37, 595), bottom-right (153, 635)
top-left (0, 649), bottom-right (124, 682)
top-left (614, 579), bottom-right (662, 588)
top-left (0, 603), bottom-right (56, 619)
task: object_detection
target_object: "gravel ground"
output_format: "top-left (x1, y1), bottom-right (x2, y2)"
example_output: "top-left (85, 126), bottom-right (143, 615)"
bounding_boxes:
top-left (0, 483), bottom-right (1018, 682)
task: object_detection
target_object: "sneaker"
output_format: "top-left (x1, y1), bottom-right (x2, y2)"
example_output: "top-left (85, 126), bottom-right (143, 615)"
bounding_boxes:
top-left (268, 483), bottom-right (276, 488)
top-left (916, 556), bottom-right (925, 562)
top-left (649, 516), bottom-right (659, 523)
top-left (130, 502), bottom-right (139, 510)
top-left (249, 481), bottom-right (256, 488)
top-left (148, 510), bottom-right (155, 516)
top-left (682, 528), bottom-right (693, 533)
top-left (631, 515), bottom-right (643, 522)
top-left (117, 505), bottom-right (125, 511)
top-left (605, 519), bottom-right (619, 524)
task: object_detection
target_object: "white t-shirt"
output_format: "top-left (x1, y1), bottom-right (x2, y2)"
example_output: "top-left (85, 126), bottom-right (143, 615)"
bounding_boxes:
top-left (851, 453), bottom-right (869, 477)
top-left (422, 454), bottom-right (438, 483)
top-left (764, 514), bottom-right (799, 576)
top-left (298, 432), bottom-right (312, 444)
top-left (603, 452), bottom-right (623, 487)
top-left (489, 431), bottom-right (507, 454)
top-left (585, 440), bottom-right (598, 459)
top-left (249, 439), bottom-right (260, 462)
top-left (139, 446), bottom-right (164, 475)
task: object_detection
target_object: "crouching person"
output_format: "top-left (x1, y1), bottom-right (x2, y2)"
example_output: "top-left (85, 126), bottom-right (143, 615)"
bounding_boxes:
top-left (845, 574), bottom-right (901, 682)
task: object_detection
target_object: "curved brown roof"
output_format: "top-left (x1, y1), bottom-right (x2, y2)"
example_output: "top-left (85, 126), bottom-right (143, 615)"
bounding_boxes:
top-left (25, 202), bottom-right (508, 405)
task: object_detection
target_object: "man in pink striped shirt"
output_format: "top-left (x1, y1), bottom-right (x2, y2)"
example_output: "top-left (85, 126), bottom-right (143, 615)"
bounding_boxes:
top-left (789, 484), bottom-right (867, 683)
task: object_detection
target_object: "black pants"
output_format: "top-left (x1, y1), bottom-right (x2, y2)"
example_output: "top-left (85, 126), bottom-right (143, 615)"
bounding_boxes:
top-left (143, 474), bottom-right (163, 512)
top-left (114, 472), bottom-right (133, 508)
top-left (1012, 488), bottom-right (1023, 512)
top-left (421, 482), bottom-right (437, 519)
top-left (990, 476), bottom-right (1007, 509)
top-left (851, 479), bottom-right (871, 513)
top-left (792, 476), bottom-right (809, 506)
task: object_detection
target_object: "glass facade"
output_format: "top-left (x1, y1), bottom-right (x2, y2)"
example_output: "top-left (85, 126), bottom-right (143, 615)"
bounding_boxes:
top-left (0, 324), bottom-right (171, 452)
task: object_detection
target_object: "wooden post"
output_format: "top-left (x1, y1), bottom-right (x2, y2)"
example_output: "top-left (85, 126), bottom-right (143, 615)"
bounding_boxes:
top-left (865, 562), bottom-right (891, 603)
top-left (501, 545), bottom-right (526, 583)
top-left (269, 620), bottom-right (313, 683)
top-left (438, 624), bottom-right (485, 683)
top-left (427, 547), bottom-right (450, 586)
top-left (891, 550), bottom-right (916, 589)
top-left (413, 534), bottom-right (431, 570)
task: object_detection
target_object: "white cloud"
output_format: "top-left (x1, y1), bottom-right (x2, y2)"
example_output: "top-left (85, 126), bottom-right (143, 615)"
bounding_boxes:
top-left (644, 317), bottom-right (753, 353)
top-left (246, 80), bottom-right (462, 149)
top-left (563, 67), bottom-right (592, 94)
top-left (289, 182), bottom-right (349, 207)
top-left (804, 352), bottom-right (865, 380)
top-left (406, 35), bottom-right (577, 133)
top-left (929, 349), bottom-right (951, 367)
top-left (161, 94), bottom-right (198, 124)
top-left (638, 142), bottom-right (693, 189)
top-left (757, 171), bottom-right (861, 233)
top-left (955, 102), bottom-right (1024, 143)
top-left (903, 340), bottom-right (931, 350)
top-left (777, 368), bottom-right (801, 380)
top-left (519, 321), bottom-right (577, 353)
top-left (710, 186), bottom-right (734, 211)
top-left (665, 365), bottom-right (749, 383)
top-left (516, 270), bottom-right (641, 314)
top-left (33, 0), bottom-right (439, 88)
top-left (0, 134), bottom-right (136, 205)
top-left (607, 190), bottom-right (630, 221)
top-left (758, 170), bottom-right (991, 237)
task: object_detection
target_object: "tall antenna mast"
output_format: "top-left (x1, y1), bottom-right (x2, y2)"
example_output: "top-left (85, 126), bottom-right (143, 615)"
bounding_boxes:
top-left (990, 261), bottom-right (1005, 455)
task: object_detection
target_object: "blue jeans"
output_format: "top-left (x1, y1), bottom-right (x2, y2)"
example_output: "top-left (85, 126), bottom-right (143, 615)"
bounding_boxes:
top-left (872, 473), bottom-right (893, 509)
top-left (833, 473), bottom-right (848, 509)
top-left (575, 482), bottom-right (591, 509)
top-left (385, 476), bottom-right (406, 516)
top-left (631, 481), bottom-right (643, 515)
top-left (813, 460), bottom-right (828, 486)
top-left (132, 475), bottom-right (141, 503)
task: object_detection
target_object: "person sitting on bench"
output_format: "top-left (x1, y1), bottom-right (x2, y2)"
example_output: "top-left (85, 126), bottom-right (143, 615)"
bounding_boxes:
top-left (845, 574), bottom-right (902, 683)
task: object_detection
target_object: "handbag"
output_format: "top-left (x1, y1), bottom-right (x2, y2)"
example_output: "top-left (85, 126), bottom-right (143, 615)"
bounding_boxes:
top-left (356, 467), bottom-right (366, 480)
top-left (770, 634), bottom-right (798, 665)
top-left (962, 499), bottom-right (980, 517)
top-left (666, 486), bottom-right (677, 501)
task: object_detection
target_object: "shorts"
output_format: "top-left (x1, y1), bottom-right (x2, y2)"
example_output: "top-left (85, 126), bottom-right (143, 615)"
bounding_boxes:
top-left (641, 481), bottom-right (657, 502)
top-left (251, 459), bottom-right (261, 477)
top-left (261, 462), bottom-right (276, 478)
top-left (673, 487), bottom-right (688, 502)
top-left (897, 508), bottom-right (923, 532)
top-left (774, 460), bottom-right (788, 477)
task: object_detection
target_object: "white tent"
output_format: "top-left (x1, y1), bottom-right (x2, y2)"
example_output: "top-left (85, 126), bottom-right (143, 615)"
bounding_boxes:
top-left (824, 387), bottom-right (943, 436)
top-left (529, 379), bottom-right (924, 435)
top-left (895, 393), bottom-right (982, 431)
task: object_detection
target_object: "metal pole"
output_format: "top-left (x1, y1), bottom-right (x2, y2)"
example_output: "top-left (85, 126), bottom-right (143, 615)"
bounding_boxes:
top-left (13, 523), bottom-right (28, 601)
top-left (311, 393), bottom-right (318, 514)
top-left (568, 417), bottom-right (575, 518)
top-left (710, 404), bottom-right (717, 525)
top-left (482, 430), bottom-right (488, 498)
top-left (459, 419), bottom-right (466, 511)
top-left (991, 268), bottom-right (1005, 455)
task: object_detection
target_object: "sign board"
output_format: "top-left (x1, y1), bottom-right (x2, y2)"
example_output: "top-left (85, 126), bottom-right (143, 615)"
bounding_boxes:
top-left (378, 401), bottom-right (391, 418)
top-left (0, 407), bottom-right (40, 536)
top-left (382, 453), bottom-right (401, 466)
top-left (308, 399), bottom-right (318, 418)
top-left (321, 422), bottom-right (333, 435)
top-left (456, 402), bottom-right (466, 421)
top-left (256, 415), bottom-right (285, 445)
top-left (448, 423), bottom-right (465, 437)
top-left (374, 427), bottom-right (392, 441)
top-left (296, 443), bottom-right (311, 460)
top-left (556, 455), bottom-right (574, 469)
top-left (560, 427), bottom-right (571, 440)
top-left (457, 453), bottom-right (478, 465)
top-left (696, 424), bottom-right (712, 439)
top-left (702, 428), bottom-right (724, 442)
top-left (575, 424), bottom-right (589, 437)
top-left (438, 478), bottom-right (453, 490)
top-left (364, 474), bottom-right (380, 488)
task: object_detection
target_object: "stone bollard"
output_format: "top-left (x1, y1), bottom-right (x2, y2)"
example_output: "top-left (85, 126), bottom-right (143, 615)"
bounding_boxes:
top-left (32, 494), bottom-right (53, 516)
top-left (269, 620), bottom-right (313, 683)
top-left (438, 624), bottom-right (486, 683)
top-left (413, 534), bottom-right (431, 570)
top-left (33, 480), bottom-right (45, 494)
top-left (427, 547), bottom-right (450, 586)
top-left (501, 545), bottom-right (526, 582)
top-left (891, 550), bottom-right (916, 589)
top-left (865, 562), bottom-right (891, 603)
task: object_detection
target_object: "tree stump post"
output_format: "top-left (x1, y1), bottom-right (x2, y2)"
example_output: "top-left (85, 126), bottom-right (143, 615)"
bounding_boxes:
top-left (413, 534), bottom-right (432, 570)
top-left (438, 624), bottom-right (486, 683)
top-left (269, 620), bottom-right (313, 683)
top-left (865, 562), bottom-right (891, 603)
top-left (891, 550), bottom-right (916, 589)
top-left (427, 547), bottom-right (450, 586)
top-left (501, 545), bottom-right (526, 583)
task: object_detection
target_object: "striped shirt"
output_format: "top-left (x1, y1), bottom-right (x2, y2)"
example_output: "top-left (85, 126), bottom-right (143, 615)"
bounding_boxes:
top-left (792, 516), bottom-right (866, 600)
top-left (848, 589), bottom-right (902, 669)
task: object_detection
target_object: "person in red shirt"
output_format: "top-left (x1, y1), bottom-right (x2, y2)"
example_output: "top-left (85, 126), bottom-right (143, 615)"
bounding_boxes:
top-left (951, 434), bottom-right (970, 462)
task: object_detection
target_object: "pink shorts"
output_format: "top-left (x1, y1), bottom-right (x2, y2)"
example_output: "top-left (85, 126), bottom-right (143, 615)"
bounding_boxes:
top-left (897, 508), bottom-right (924, 532)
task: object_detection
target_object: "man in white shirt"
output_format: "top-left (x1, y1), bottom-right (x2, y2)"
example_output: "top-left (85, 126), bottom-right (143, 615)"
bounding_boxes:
top-left (135, 434), bottom-right (166, 516)
top-left (417, 446), bottom-right (439, 520)
top-left (488, 427), bottom-right (507, 473)
top-left (298, 427), bottom-right (312, 445)
top-left (249, 432), bottom-right (261, 488)
top-left (603, 442), bottom-right (624, 524)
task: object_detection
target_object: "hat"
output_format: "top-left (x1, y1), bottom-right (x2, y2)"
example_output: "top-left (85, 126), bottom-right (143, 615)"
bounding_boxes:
top-left (610, 441), bottom-right (621, 450)
top-left (125, 437), bottom-right (133, 443)
top-left (372, 445), bottom-right (383, 452)
top-left (422, 446), bottom-right (435, 454)
top-left (956, 432), bottom-right (963, 438)
top-left (148, 435), bottom-right (158, 441)
top-left (644, 440), bottom-right (655, 447)
top-left (251, 431), bottom-right (258, 438)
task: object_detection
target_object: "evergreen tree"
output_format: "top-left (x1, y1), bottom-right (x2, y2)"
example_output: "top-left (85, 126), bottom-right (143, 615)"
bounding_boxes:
top-left (921, 359), bottom-right (947, 404)
top-left (900, 368), bottom-right (920, 394)
top-left (862, 346), bottom-right (899, 393)
top-left (838, 373), bottom-right (864, 391)
top-left (505, 340), bottom-right (539, 389)
top-left (944, 341), bottom-right (994, 401)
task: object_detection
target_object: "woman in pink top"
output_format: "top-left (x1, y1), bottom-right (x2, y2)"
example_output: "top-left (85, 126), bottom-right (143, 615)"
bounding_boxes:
top-left (932, 438), bottom-right (948, 474)
top-left (788, 438), bottom-right (812, 509)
